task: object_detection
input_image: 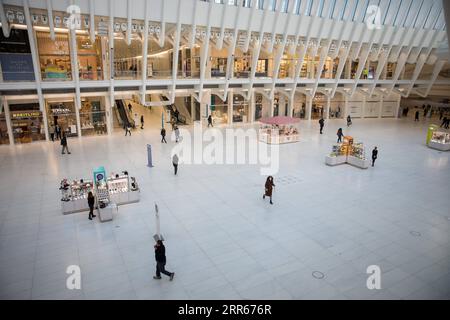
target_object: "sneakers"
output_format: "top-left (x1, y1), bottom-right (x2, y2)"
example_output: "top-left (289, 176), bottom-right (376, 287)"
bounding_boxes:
top-left (153, 276), bottom-right (161, 280)
top-left (170, 273), bottom-right (175, 281)
top-left (263, 195), bottom-right (265, 199)
top-left (88, 217), bottom-right (92, 220)
top-left (92, 215), bottom-right (96, 218)
top-left (270, 201), bottom-right (273, 205)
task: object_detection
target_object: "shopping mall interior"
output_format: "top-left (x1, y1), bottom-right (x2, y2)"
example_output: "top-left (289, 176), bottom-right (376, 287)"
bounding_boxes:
top-left (0, 0), bottom-right (449, 300)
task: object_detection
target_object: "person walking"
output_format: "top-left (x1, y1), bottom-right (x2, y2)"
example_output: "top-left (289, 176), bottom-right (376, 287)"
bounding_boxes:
top-left (347, 115), bottom-right (352, 127)
top-left (161, 127), bottom-right (167, 143)
top-left (140, 115), bottom-right (144, 129)
top-left (207, 114), bottom-right (213, 127)
top-left (174, 126), bottom-right (180, 143)
top-left (440, 117), bottom-right (448, 128)
top-left (128, 103), bottom-right (132, 114)
top-left (125, 123), bottom-right (132, 136)
top-left (49, 125), bottom-right (55, 142)
top-left (319, 117), bottom-right (324, 134)
top-left (87, 191), bottom-right (96, 220)
top-left (263, 176), bottom-right (275, 205)
top-left (172, 154), bottom-right (179, 175)
top-left (153, 240), bottom-right (174, 281)
top-left (415, 110), bottom-right (420, 121)
top-left (337, 128), bottom-right (344, 143)
top-left (372, 146), bottom-right (378, 167)
top-left (61, 133), bottom-right (70, 154)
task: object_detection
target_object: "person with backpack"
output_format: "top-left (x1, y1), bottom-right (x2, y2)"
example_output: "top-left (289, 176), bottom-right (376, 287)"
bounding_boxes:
top-left (61, 133), bottom-right (71, 154)
top-left (153, 240), bottom-right (174, 281)
top-left (319, 117), bottom-right (325, 134)
top-left (161, 127), bottom-right (167, 143)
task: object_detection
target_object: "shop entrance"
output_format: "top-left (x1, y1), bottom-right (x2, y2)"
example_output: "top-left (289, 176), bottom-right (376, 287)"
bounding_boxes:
top-left (233, 95), bottom-right (249, 123)
top-left (312, 93), bottom-right (325, 120)
top-left (46, 99), bottom-right (78, 138)
top-left (9, 102), bottom-right (45, 144)
top-left (80, 97), bottom-right (107, 135)
top-left (0, 106), bottom-right (9, 144)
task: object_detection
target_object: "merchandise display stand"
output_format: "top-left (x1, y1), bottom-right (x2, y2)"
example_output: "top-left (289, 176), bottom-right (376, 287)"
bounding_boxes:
top-left (427, 130), bottom-right (450, 151)
top-left (325, 136), bottom-right (370, 169)
top-left (258, 116), bottom-right (300, 144)
top-left (60, 167), bottom-right (140, 220)
top-left (60, 179), bottom-right (94, 214)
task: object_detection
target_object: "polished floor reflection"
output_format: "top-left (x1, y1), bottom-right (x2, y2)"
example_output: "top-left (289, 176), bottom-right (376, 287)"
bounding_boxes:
top-left (0, 114), bottom-right (449, 300)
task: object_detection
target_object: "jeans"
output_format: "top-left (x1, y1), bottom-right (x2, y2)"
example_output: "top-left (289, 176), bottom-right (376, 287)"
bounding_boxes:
top-left (173, 163), bottom-right (178, 175)
top-left (62, 145), bottom-right (70, 154)
top-left (156, 261), bottom-right (172, 278)
top-left (161, 136), bottom-right (167, 143)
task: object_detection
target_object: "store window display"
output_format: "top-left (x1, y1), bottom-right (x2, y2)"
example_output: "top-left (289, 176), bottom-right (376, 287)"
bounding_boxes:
top-left (114, 37), bottom-right (142, 79)
top-left (9, 102), bottom-right (45, 144)
top-left (46, 100), bottom-right (78, 137)
top-left (76, 35), bottom-right (103, 80)
top-left (36, 31), bottom-right (72, 80)
top-left (210, 95), bottom-right (228, 124)
top-left (80, 97), bottom-right (107, 136)
top-left (233, 95), bottom-right (249, 123)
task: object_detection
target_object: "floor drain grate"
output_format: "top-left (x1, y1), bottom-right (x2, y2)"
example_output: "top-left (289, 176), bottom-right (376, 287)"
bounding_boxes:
top-left (410, 231), bottom-right (421, 237)
top-left (312, 271), bottom-right (325, 279)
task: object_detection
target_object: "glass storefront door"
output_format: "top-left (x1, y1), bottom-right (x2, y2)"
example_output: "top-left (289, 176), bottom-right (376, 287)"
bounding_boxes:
top-left (80, 97), bottom-right (107, 136)
top-left (9, 102), bottom-right (45, 144)
top-left (46, 99), bottom-right (78, 137)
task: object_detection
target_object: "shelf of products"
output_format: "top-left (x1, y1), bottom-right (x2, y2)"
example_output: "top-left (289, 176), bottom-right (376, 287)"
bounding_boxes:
top-left (60, 178), bottom-right (94, 214)
top-left (259, 125), bottom-right (300, 144)
top-left (325, 136), bottom-right (370, 169)
top-left (107, 173), bottom-right (140, 205)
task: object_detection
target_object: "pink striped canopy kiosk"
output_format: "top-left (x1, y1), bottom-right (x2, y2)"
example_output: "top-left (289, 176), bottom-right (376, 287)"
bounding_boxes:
top-left (259, 116), bottom-right (300, 144)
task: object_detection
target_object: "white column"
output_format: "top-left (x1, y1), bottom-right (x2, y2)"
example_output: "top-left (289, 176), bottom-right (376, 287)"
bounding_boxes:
top-left (325, 95), bottom-right (330, 120)
top-left (378, 95), bottom-right (384, 119)
top-left (23, 0), bottom-right (49, 141)
top-left (107, 0), bottom-right (115, 135)
top-left (190, 94), bottom-right (195, 121)
top-left (3, 97), bottom-right (14, 145)
top-left (69, 29), bottom-right (82, 138)
top-left (141, 0), bottom-right (150, 104)
top-left (395, 94), bottom-right (401, 119)
top-left (228, 91), bottom-right (233, 126)
top-left (287, 93), bottom-right (294, 117)
top-left (306, 95), bottom-right (312, 120)
top-left (269, 94), bottom-right (274, 117)
top-left (344, 95), bottom-right (349, 117)
top-left (279, 95), bottom-right (286, 116)
top-left (361, 95), bottom-right (366, 119)
top-left (249, 90), bottom-right (255, 123)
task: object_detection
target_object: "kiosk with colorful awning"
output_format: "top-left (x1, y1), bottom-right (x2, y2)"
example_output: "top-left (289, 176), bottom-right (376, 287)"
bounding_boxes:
top-left (258, 116), bottom-right (300, 144)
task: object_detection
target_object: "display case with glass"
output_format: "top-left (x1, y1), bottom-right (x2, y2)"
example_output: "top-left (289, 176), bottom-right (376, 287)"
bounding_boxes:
top-left (428, 131), bottom-right (450, 151)
top-left (325, 136), bottom-right (369, 168)
top-left (60, 178), bottom-right (94, 214)
top-left (79, 98), bottom-right (107, 136)
top-left (107, 172), bottom-right (140, 205)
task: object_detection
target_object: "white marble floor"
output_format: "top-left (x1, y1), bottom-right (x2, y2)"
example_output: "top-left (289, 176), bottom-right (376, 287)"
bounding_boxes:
top-left (0, 114), bottom-right (449, 300)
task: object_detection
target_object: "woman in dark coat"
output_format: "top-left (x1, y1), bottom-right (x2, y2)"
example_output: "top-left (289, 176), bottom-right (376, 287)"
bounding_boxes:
top-left (337, 128), bottom-right (344, 143)
top-left (87, 191), bottom-right (96, 220)
top-left (263, 176), bottom-right (275, 205)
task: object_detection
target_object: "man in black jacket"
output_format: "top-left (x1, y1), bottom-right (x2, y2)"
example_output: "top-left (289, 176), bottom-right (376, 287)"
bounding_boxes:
top-left (61, 133), bottom-right (71, 154)
top-left (153, 240), bottom-right (174, 280)
top-left (319, 118), bottom-right (324, 134)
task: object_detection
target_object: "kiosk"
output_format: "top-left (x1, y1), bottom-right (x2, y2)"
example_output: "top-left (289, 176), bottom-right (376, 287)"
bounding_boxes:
top-left (325, 136), bottom-right (370, 169)
top-left (259, 116), bottom-right (300, 144)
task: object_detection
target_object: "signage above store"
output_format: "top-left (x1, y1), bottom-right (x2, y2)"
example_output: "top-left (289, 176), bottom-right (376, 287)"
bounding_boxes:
top-left (12, 111), bottom-right (41, 119)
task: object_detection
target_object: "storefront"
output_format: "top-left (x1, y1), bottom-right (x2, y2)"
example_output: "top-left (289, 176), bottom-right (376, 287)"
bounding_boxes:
top-left (233, 95), bottom-right (249, 123)
top-left (9, 102), bottom-right (45, 144)
top-left (76, 34), bottom-right (103, 80)
top-left (46, 99), bottom-right (78, 137)
top-left (254, 93), bottom-right (263, 121)
top-left (114, 36), bottom-right (142, 79)
top-left (80, 97), bottom-right (107, 136)
top-left (210, 94), bottom-right (228, 124)
top-left (312, 93), bottom-right (326, 119)
top-left (36, 31), bottom-right (72, 80)
top-left (329, 93), bottom-right (344, 119)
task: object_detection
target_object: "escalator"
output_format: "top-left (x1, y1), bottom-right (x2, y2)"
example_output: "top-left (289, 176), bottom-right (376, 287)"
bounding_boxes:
top-left (115, 99), bottom-right (135, 128)
top-left (160, 95), bottom-right (188, 125)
